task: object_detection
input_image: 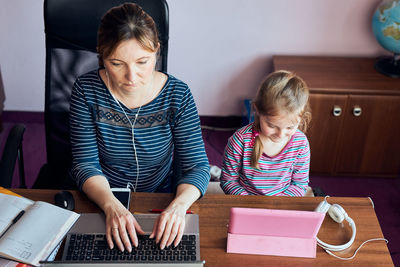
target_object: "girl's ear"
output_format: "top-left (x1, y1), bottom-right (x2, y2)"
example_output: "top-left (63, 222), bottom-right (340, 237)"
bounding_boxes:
top-left (252, 103), bottom-right (258, 115)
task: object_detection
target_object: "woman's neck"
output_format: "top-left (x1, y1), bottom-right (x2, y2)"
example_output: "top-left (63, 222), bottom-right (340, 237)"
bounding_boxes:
top-left (102, 69), bottom-right (157, 109)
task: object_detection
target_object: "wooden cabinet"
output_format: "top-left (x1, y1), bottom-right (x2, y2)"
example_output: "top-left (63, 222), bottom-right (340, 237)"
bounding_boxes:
top-left (273, 56), bottom-right (400, 177)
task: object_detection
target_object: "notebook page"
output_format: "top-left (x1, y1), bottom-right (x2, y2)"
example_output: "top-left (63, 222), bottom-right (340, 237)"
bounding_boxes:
top-left (0, 193), bottom-right (33, 235)
top-left (0, 201), bottom-right (79, 266)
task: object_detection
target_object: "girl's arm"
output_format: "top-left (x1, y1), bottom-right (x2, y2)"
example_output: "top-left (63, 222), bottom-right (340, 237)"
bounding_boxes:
top-left (278, 140), bottom-right (310, 196)
top-left (220, 133), bottom-right (250, 195)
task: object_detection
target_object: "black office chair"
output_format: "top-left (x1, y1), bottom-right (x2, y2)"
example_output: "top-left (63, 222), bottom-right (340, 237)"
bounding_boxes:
top-left (33, 0), bottom-right (170, 189)
top-left (0, 124), bottom-right (26, 188)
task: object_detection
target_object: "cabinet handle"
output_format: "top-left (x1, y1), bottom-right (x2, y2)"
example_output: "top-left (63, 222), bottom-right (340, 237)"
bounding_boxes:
top-left (353, 106), bottom-right (362, 117)
top-left (332, 106), bottom-right (342, 117)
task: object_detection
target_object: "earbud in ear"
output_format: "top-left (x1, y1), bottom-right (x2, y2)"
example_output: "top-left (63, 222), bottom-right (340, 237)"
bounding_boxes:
top-left (328, 204), bottom-right (347, 223)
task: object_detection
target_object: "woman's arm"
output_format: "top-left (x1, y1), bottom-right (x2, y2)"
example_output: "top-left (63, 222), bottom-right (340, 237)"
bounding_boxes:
top-left (150, 184), bottom-right (200, 249)
top-left (71, 78), bottom-right (144, 252)
top-left (170, 86), bottom-right (210, 196)
top-left (148, 82), bottom-right (208, 248)
top-left (70, 78), bottom-right (104, 188)
top-left (220, 133), bottom-right (250, 195)
top-left (82, 176), bottom-right (144, 252)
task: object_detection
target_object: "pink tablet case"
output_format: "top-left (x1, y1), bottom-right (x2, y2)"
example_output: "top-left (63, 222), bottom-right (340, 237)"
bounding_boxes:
top-left (227, 207), bottom-right (325, 258)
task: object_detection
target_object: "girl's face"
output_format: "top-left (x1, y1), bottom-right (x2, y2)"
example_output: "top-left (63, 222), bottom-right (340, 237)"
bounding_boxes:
top-left (258, 111), bottom-right (300, 143)
top-left (104, 38), bottom-right (157, 94)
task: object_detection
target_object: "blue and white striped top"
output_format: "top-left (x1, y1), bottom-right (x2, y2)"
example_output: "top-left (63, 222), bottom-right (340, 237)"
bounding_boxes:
top-left (69, 70), bottom-right (210, 195)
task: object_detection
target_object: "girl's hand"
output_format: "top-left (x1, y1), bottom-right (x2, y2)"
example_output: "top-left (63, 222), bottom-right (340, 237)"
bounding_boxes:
top-left (149, 203), bottom-right (186, 249)
top-left (104, 200), bottom-right (145, 252)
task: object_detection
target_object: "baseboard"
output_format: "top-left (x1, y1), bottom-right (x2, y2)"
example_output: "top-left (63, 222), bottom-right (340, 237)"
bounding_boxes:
top-left (2, 111), bottom-right (44, 123)
top-left (200, 116), bottom-right (243, 129)
top-left (1, 112), bottom-right (244, 129)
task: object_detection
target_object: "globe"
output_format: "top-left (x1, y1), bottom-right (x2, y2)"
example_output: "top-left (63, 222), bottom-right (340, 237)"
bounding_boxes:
top-left (372, 0), bottom-right (400, 77)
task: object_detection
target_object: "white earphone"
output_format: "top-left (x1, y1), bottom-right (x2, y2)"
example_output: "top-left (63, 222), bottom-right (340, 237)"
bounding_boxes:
top-left (106, 70), bottom-right (146, 192)
top-left (315, 196), bottom-right (356, 252)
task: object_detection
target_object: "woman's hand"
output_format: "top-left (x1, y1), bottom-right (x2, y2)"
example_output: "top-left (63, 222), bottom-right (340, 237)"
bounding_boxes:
top-left (149, 203), bottom-right (186, 249)
top-left (104, 198), bottom-right (145, 252)
top-left (149, 184), bottom-right (201, 249)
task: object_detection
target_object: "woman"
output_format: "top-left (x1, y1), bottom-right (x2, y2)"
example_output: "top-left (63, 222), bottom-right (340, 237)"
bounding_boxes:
top-left (69, 3), bottom-right (210, 252)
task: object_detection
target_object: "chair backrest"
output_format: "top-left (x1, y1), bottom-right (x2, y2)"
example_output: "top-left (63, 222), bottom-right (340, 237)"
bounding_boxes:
top-left (38, 0), bottom-right (169, 188)
top-left (0, 124), bottom-right (26, 188)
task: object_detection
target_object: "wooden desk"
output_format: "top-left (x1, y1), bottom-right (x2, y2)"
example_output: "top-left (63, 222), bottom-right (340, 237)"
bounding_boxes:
top-left (12, 189), bottom-right (393, 266)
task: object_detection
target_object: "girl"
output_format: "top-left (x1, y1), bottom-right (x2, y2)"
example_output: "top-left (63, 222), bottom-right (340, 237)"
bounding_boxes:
top-left (220, 70), bottom-right (311, 196)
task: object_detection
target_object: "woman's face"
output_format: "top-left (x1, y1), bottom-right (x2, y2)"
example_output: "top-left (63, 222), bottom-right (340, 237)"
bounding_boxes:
top-left (104, 38), bottom-right (157, 94)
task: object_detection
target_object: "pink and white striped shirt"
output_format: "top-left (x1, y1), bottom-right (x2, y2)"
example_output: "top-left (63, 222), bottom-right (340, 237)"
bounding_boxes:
top-left (220, 123), bottom-right (310, 196)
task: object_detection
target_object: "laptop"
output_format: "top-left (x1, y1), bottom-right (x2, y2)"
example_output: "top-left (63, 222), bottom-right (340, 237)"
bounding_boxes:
top-left (227, 207), bottom-right (325, 258)
top-left (41, 213), bottom-right (205, 267)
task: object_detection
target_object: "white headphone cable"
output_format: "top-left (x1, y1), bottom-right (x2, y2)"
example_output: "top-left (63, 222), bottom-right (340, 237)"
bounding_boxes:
top-left (106, 70), bottom-right (153, 192)
top-left (323, 238), bottom-right (388, 260)
top-left (316, 196), bottom-right (389, 260)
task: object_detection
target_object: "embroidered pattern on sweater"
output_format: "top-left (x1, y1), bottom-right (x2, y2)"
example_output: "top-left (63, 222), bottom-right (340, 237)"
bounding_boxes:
top-left (94, 105), bottom-right (176, 128)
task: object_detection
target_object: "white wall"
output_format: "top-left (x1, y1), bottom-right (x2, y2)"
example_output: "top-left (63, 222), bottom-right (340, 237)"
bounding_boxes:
top-left (0, 0), bottom-right (387, 116)
top-left (0, 0), bottom-right (45, 113)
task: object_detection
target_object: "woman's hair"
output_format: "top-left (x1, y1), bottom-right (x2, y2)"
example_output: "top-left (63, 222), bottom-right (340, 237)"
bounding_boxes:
top-left (97, 3), bottom-right (159, 67)
top-left (251, 70), bottom-right (311, 168)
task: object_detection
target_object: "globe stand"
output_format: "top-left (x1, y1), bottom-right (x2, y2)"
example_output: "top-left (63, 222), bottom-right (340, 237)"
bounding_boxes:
top-left (374, 53), bottom-right (400, 78)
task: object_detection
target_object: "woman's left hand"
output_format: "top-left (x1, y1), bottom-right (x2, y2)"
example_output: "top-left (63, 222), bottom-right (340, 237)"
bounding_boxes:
top-left (149, 203), bottom-right (187, 249)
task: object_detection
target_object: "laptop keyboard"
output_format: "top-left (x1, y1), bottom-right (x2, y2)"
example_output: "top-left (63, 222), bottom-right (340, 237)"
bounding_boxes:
top-left (63, 233), bottom-right (198, 263)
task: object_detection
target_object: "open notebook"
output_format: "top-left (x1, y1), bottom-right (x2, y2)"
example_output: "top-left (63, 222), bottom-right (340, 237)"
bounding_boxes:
top-left (0, 193), bottom-right (79, 266)
top-left (41, 213), bottom-right (204, 267)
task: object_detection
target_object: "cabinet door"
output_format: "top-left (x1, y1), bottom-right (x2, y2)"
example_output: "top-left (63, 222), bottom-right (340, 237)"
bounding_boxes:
top-left (336, 95), bottom-right (400, 176)
top-left (307, 94), bottom-right (348, 175)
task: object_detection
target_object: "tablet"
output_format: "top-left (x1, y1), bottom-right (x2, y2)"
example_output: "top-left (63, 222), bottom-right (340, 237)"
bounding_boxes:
top-left (228, 207), bottom-right (325, 238)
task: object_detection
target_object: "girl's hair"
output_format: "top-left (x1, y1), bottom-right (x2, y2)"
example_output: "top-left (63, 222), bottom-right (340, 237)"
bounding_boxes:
top-left (97, 3), bottom-right (159, 67)
top-left (251, 70), bottom-right (311, 168)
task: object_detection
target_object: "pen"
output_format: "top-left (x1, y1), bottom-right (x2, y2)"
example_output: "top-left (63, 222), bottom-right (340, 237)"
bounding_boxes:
top-left (0, 210), bottom-right (25, 239)
top-left (149, 209), bottom-right (194, 214)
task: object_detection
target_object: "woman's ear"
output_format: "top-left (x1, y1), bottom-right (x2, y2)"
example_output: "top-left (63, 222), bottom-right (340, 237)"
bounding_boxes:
top-left (154, 42), bottom-right (161, 65)
top-left (156, 42), bottom-right (161, 55)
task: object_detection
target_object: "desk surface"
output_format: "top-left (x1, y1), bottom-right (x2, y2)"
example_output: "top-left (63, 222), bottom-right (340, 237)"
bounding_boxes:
top-left (13, 189), bottom-right (393, 266)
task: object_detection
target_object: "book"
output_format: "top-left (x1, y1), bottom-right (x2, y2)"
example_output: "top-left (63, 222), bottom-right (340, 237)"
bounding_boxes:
top-left (0, 257), bottom-right (29, 267)
top-left (0, 193), bottom-right (80, 266)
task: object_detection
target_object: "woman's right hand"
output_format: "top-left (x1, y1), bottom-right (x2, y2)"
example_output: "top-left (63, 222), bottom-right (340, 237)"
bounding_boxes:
top-left (81, 176), bottom-right (145, 252)
top-left (103, 199), bottom-right (145, 252)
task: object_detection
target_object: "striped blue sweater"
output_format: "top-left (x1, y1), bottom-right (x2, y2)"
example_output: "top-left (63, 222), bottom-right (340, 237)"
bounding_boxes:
top-left (69, 70), bottom-right (210, 195)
